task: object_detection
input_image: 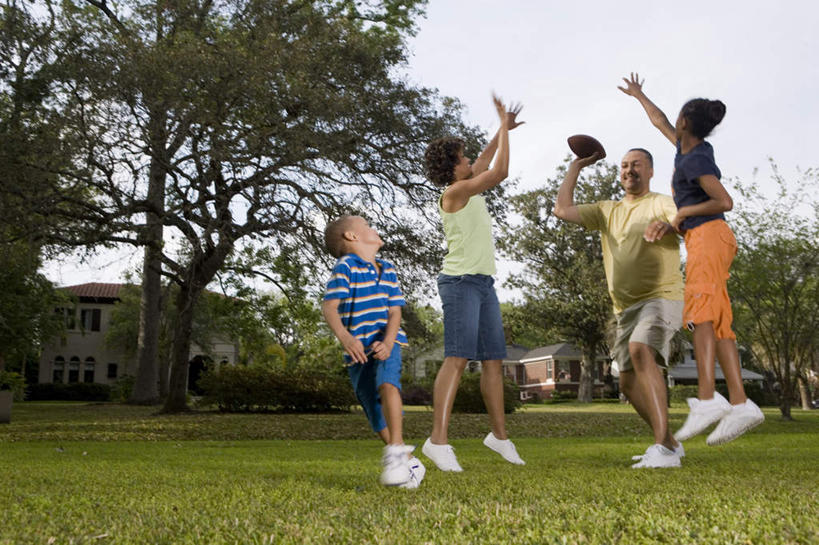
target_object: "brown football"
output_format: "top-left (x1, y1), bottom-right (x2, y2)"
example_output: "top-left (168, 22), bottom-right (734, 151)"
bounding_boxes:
top-left (567, 134), bottom-right (606, 159)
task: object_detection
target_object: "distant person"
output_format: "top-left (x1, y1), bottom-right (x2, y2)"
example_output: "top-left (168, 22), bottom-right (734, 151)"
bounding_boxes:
top-left (421, 95), bottom-right (525, 472)
top-left (322, 215), bottom-right (424, 488)
top-left (554, 147), bottom-right (685, 468)
top-left (619, 73), bottom-right (764, 445)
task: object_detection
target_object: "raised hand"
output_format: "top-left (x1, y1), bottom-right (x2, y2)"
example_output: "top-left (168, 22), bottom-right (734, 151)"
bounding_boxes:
top-left (493, 93), bottom-right (507, 123)
top-left (571, 151), bottom-right (602, 170)
top-left (618, 72), bottom-right (645, 97)
top-left (506, 102), bottom-right (525, 130)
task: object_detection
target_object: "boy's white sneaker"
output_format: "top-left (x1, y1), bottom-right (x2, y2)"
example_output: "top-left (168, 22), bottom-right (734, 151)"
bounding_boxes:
top-left (380, 444), bottom-right (412, 486)
top-left (399, 456), bottom-right (426, 489)
top-left (632, 442), bottom-right (685, 461)
top-left (483, 432), bottom-right (526, 465)
top-left (422, 438), bottom-right (463, 472)
top-left (706, 399), bottom-right (765, 445)
top-left (674, 392), bottom-right (732, 441)
top-left (631, 444), bottom-right (682, 468)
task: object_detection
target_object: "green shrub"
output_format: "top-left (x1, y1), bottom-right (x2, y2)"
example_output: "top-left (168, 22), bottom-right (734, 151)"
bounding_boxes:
top-left (0, 371), bottom-right (26, 402)
top-left (549, 389), bottom-right (578, 403)
top-left (669, 382), bottom-right (768, 406)
top-left (26, 382), bottom-right (112, 401)
top-left (110, 375), bottom-right (135, 402)
top-left (451, 371), bottom-right (520, 414)
top-left (198, 365), bottom-right (357, 412)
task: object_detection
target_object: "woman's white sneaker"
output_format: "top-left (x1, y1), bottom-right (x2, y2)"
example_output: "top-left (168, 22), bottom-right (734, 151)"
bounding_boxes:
top-left (422, 438), bottom-right (463, 472)
top-left (483, 432), bottom-right (526, 465)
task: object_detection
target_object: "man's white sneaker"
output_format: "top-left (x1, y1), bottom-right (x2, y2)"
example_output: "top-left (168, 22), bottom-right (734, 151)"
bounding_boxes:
top-left (422, 438), bottom-right (463, 472)
top-left (706, 399), bottom-right (765, 445)
top-left (399, 456), bottom-right (426, 489)
top-left (632, 442), bottom-right (685, 461)
top-left (630, 444), bottom-right (682, 468)
top-left (674, 392), bottom-right (731, 441)
top-left (483, 432), bottom-right (526, 465)
top-left (380, 444), bottom-right (412, 486)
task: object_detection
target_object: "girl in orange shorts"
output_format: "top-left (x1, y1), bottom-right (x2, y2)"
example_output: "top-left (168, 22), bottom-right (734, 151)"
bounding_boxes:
top-left (620, 73), bottom-right (764, 445)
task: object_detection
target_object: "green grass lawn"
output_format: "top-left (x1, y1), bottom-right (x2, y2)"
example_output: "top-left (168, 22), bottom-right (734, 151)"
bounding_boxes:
top-left (1, 402), bottom-right (817, 544)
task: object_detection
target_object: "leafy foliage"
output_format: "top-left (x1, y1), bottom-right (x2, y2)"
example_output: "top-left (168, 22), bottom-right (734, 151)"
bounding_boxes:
top-left (499, 158), bottom-right (622, 401)
top-left (451, 371), bottom-right (521, 414)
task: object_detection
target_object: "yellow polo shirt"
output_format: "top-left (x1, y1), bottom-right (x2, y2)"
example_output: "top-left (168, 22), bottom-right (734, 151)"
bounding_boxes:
top-left (577, 192), bottom-right (683, 313)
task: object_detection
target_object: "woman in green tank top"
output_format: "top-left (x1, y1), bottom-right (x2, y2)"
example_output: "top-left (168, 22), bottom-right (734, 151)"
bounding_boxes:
top-left (419, 95), bottom-right (526, 472)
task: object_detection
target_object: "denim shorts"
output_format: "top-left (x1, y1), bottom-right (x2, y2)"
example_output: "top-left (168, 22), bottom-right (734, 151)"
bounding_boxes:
top-left (437, 274), bottom-right (507, 361)
top-left (346, 344), bottom-right (402, 433)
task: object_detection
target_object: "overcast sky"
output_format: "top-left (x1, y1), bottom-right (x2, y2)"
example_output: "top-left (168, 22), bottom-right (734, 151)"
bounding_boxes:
top-left (45, 0), bottom-right (819, 299)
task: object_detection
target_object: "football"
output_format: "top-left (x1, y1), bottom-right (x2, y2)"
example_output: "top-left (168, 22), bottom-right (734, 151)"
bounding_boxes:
top-left (567, 134), bottom-right (606, 159)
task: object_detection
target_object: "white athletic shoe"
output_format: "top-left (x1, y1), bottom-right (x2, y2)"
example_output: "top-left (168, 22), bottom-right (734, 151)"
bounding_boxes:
top-left (399, 456), bottom-right (426, 489)
top-left (706, 399), bottom-right (765, 446)
top-left (674, 392), bottom-right (732, 441)
top-left (422, 438), bottom-right (463, 472)
top-left (631, 444), bottom-right (682, 468)
top-left (483, 432), bottom-right (526, 465)
top-left (632, 442), bottom-right (685, 461)
top-left (380, 444), bottom-right (413, 486)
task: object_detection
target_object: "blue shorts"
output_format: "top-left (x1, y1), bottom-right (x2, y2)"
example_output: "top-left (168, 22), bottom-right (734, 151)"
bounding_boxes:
top-left (437, 274), bottom-right (507, 361)
top-left (346, 344), bottom-right (402, 433)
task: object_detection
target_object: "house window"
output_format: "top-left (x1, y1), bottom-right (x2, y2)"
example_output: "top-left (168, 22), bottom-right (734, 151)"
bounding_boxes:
top-left (515, 364), bottom-right (525, 384)
top-left (84, 357), bottom-right (96, 383)
top-left (53, 356), bottom-right (65, 383)
top-left (56, 307), bottom-right (76, 330)
top-left (68, 357), bottom-right (80, 383)
top-left (80, 309), bottom-right (102, 332)
top-left (547, 360), bottom-right (554, 378)
top-left (107, 363), bottom-right (118, 379)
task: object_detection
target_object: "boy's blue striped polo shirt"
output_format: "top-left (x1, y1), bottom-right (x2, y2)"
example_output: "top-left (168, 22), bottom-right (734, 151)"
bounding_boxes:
top-left (324, 253), bottom-right (408, 360)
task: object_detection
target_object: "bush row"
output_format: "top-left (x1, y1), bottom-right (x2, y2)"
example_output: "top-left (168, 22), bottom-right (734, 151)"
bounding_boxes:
top-left (198, 365), bottom-right (357, 412)
top-left (27, 382), bottom-right (112, 401)
top-left (401, 372), bottom-right (521, 414)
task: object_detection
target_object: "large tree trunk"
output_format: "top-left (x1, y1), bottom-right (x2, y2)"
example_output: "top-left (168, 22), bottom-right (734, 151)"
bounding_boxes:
top-left (162, 283), bottom-right (201, 413)
top-left (578, 349), bottom-right (595, 403)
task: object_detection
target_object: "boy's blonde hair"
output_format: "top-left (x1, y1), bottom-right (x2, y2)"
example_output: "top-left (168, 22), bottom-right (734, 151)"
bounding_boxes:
top-left (324, 215), bottom-right (354, 258)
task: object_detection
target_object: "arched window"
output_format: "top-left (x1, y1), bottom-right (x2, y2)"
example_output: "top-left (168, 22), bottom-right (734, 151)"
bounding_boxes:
top-left (68, 356), bottom-right (80, 383)
top-left (53, 356), bottom-right (65, 383)
top-left (84, 357), bottom-right (96, 383)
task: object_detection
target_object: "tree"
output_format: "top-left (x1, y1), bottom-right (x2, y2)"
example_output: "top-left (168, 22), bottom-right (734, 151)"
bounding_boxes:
top-left (15, 0), bottom-right (486, 412)
top-left (499, 158), bottom-right (622, 402)
top-left (728, 161), bottom-right (819, 418)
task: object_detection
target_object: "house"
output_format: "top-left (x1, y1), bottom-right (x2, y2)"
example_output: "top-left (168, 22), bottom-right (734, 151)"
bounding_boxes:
top-left (667, 342), bottom-right (764, 386)
top-left (38, 283), bottom-right (239, 389)
top-left (409, 341), bottom-right (612, 401)
top-left (502, 343), bottom-right (612, 401)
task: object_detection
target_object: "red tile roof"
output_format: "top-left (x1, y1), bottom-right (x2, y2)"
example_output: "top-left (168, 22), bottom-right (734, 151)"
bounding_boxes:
top-left (62, 283), bottom-right (123, 299)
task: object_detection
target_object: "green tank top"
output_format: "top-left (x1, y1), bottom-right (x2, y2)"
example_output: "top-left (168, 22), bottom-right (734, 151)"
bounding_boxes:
top-left (439, 193), bottom-right (497, 276)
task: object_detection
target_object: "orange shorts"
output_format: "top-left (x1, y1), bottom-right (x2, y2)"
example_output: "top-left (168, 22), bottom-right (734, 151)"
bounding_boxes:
top-left (683, 220), bottom-right (737, 340)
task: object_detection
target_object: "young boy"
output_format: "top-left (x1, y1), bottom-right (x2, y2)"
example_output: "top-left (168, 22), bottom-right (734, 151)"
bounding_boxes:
top-left (321, 215), bottom-right (425, 488)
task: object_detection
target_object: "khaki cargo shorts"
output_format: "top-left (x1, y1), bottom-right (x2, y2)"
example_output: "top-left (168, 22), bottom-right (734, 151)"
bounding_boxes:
top-left (612, 298), bottom-right (683, 372)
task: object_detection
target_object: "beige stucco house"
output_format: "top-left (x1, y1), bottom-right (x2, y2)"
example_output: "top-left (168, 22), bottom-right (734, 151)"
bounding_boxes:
top-left (38, 283), bottom-right (239, 388)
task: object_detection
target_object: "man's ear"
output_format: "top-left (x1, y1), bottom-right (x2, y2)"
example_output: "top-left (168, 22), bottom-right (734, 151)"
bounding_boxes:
top-left (342, 230), bottom-right (358, 242)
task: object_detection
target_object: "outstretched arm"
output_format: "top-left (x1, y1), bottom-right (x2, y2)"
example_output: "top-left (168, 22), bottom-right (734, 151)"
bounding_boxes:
top-left (471, 103), bottom-right (525, 175)
top-left (618, 73), bottom-right (676, 145)
top-left (554, 153), bottom-right (601, 225)
top-left (442, 95), bottom-right (511, 211)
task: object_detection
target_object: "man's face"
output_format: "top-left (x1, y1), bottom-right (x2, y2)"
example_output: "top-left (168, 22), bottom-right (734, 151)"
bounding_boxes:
top-left (348, 216), bottom-right (383, 249)
top-left (620, 150), bottom-right (653, 197)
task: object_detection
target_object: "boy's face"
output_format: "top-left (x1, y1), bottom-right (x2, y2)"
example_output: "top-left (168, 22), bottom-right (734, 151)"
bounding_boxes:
top-left (347, 216), bottom-right (383, 249)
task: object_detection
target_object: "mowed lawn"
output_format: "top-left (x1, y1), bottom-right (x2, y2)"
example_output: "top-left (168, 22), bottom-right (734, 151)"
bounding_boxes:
top-left (1, 402), bottom-right (817, 545)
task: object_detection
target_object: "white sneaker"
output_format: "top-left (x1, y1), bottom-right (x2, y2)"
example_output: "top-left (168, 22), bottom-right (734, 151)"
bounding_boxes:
top-left (483, 432), bottom-right (526, 465)
top-left (399, 456), bottom-right (426, 489)
top-left (380, 444), bottom-right (412, 486)
top-left (674, 392), bottom-right (732, 441)
top-left (632, 442), bottom-right (685, 461)
top-left (422, 438), bottom-right (463, 472)
top-left (706, 399), bottom-right (765, 445)
top-left (631, 444), bottom-right (682, 468)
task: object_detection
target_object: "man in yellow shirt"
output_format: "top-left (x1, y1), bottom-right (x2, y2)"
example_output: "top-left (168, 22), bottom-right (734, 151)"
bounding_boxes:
top-left (554, 148), bottom-right (684, 468)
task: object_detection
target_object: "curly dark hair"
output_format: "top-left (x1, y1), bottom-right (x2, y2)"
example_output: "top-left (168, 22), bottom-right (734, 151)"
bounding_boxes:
top-left (680, 98), bottom-right (726, 139)
top-left (424, 137), bottom-right (464, 187)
